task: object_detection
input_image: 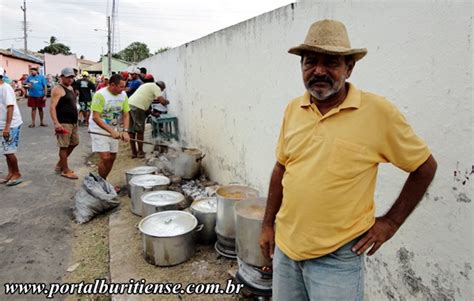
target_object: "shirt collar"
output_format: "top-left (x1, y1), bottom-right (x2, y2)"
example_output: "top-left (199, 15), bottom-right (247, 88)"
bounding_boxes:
top-left (299, 83), bottom-right (361, 110)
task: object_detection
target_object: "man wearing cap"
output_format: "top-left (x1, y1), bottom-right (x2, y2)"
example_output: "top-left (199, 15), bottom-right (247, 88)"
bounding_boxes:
top-left (125, 68), bottom-right (143, 97)
top-left (259, 20), bottom-right (437, 300)
top-left (74, 71), bottom-right (96, 126)
top-left (0, 67), bottom-right (23, 186)
top-left (89, 74), bottom-right (130, 182)
top-left (50, 67), bottom-right (80, 179)
top-left (25, 66), bottom-right (48, 127)
top-left (127, 80), bottom-right (169, 158)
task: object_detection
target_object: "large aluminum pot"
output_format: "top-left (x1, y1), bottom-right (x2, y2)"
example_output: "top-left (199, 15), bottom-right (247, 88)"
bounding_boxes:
top-left (138, 211), bottom-right (202, 266)
top-left (173, 148), bottom-right (205, 179)
top-left (190, 197), bottom-right (217, 244)
top-left (125, 166), bottom-right (158, 197)
top-left (215, 185), bottom-right (259, 242)
top-left (129, 175), bottom-right (170, 216)
top-left (235, 197), bottom-right (271, 267)
top-left (141, 190), bottom-right (185, 217)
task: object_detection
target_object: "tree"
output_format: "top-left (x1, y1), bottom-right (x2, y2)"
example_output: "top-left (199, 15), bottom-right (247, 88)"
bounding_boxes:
top-left (116, 42), bottom-right (151, 63)
top-left (154, 47), bottom-right (171, 55)
top-left (38, 36), bottom-right (72, 55)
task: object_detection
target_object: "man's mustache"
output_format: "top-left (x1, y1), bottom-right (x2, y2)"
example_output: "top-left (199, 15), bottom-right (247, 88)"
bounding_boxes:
top-left (308, 75), bottom-right (334, 86)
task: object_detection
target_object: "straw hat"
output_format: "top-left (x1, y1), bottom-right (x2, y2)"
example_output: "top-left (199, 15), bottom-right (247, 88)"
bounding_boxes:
top-left (288, 19), bottom-right (367, 61)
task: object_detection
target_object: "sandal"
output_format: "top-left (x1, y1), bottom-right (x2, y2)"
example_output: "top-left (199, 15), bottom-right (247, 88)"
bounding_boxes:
top-left (0, 177), bottom-right (11, 184)
top-left (28, 124), bottom-right (35, 128)
top-left (61, 170), bottom-right (78, 180)
top-left (6, 178), bottom-right (23, 186)
top-left (40, 123), bottom-right (48, 127)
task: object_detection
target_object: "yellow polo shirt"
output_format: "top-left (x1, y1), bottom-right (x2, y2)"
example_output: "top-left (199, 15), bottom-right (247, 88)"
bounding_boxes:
top-left (275, 83), bottom-right (431, 260)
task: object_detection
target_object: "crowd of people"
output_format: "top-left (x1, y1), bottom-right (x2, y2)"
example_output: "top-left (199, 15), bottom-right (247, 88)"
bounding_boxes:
top-left (0, 65), bottom-right (169, 190)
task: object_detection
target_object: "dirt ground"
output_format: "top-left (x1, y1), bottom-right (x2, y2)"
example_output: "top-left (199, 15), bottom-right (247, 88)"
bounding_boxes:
top-left (63, 143), bottom-right (255, 300)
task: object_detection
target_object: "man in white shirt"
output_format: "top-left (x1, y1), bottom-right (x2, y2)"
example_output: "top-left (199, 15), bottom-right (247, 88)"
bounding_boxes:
top-left (0, 67), bottom-right (23, 186)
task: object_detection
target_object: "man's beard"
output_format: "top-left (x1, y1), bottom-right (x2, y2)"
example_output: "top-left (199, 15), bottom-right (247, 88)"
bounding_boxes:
top-left (305, 75), bottom-right (346, 101)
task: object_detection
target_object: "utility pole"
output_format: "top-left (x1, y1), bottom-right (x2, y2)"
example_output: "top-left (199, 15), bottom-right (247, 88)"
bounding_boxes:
top-left (21, 0), bottom-right (27, 54)
top-left (107, 16), bottom-right (112, 76)
top-left (111, 0), bottom-right (115, 53)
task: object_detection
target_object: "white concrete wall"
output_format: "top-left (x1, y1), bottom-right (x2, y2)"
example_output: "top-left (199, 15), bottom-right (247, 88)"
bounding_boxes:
top-left (140, 1), bottom-right (473, 300)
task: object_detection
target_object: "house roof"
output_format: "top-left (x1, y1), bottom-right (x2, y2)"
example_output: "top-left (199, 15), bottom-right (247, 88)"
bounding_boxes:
top-left (102, 55), bottom-right (133, 65)
top-left (84, 61), bottom-right (102, 72)
top-left (0, 49), bottom-right (44, 64)
top-left (78, 58), bottom-right (96, 66)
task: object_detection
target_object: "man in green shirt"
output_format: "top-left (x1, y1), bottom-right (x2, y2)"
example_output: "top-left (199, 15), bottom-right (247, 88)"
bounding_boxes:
top-left (89, 74), bottom-right (130, 181)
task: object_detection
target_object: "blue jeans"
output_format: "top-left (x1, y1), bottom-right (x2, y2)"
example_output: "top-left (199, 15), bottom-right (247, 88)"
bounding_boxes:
top-left (273, 238), bottom-right (364, 301)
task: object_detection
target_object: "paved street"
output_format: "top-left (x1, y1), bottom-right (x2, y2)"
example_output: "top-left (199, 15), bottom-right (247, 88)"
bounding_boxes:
top-left (0, 98), bottom-right (91, 298)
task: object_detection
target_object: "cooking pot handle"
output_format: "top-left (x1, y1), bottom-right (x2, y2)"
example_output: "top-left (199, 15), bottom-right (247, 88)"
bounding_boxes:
top-left (195, 224), bottom-right (204, 232)
top-left (196, 154), bottom-right (206, 162)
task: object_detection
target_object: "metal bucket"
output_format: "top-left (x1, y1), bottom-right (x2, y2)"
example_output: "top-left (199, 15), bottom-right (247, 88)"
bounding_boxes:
top-left (235, 197), bottom-right (271, 267)
top-left (125, 166), bottom-right (158, 197)
top-left (129, 175), bottom-right (170, 216)
top-left (215, 185), bottom-right (259, 246)
top-left (139, 211), bottom-right (202, 266)
top-left (141, 190), bottom-right (185, 217)
top-left (190, 197), bottom-right (217, 244)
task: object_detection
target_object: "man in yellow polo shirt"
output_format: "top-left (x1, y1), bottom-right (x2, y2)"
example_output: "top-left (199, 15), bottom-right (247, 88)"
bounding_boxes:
top-left (259, 19), bottom-right (437, 300)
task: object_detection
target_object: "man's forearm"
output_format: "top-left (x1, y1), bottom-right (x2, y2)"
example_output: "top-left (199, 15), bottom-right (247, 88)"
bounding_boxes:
top-left (385, 155), bottom-right (437, 227)
top-left (49, 106), bottom-right (60, 126)
top-left (93, 117), bottom-right (114, 134)
top-left (5, 106), bottom-right (13, 129)
top-left (262, 162), bottom-right (285, 228)
top-left (122, 113), bottom-right (130, 130)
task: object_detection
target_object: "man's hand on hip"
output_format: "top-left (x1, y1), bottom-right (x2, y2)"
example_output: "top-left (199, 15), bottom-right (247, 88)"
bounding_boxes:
top-left (259, 225), bottom-right (275, 260)
top-left (352, 216), bottom-right (399, 256)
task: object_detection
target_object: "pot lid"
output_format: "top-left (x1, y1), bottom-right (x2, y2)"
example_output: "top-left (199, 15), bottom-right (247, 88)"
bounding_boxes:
top-left (191, 197), bottom-right (217, 213)
top-left (216, 185), bottom-right (259, 200)
top-left (126, 166), bottom-right (158, 175)
top-left (139, 211), bottom-right (197, 237)
top-left (129, 174), bottom-right (170, 188)
top-left (142, 191), bottom-right (184, 206)
top-left (235, 198), bottom-right (267, 220)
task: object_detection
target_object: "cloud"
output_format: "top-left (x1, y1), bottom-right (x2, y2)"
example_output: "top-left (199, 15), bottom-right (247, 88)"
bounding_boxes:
top-left (1, 0), bottom-right (294, 61)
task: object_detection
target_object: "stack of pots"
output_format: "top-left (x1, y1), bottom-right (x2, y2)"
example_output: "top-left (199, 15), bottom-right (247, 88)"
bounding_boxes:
top-left (215, 185), bottom-right (259, 257)
top-left (125, 166), bottom-right (158, 197)
top-left (129, 174), bottom-right (170, 216)
top-left (190, 197), bottom-right (217, 244)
